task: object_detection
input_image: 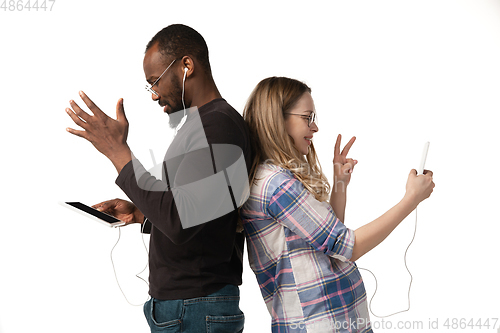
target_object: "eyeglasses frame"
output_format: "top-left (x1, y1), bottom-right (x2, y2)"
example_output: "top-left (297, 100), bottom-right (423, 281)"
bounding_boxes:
top-left (145, 58), bottom-right (178, 97)
top-left (285, 112), bottom-right (317, 127)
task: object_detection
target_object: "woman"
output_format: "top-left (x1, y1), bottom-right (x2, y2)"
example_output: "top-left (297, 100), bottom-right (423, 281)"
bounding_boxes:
top-left (241, 77), bottom-right (434, 333)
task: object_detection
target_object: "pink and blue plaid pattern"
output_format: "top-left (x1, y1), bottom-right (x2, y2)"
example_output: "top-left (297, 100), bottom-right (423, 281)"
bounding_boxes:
top-left (241, 164), bottom-right (372, 333)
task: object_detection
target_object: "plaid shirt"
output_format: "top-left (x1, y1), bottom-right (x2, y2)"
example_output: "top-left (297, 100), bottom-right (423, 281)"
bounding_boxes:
top-left (241, 164), bottom-right (372, 333)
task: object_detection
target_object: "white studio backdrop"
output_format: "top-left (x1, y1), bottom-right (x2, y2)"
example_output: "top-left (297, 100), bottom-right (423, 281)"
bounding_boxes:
top-left (1, 0), bottom-right (499, 332)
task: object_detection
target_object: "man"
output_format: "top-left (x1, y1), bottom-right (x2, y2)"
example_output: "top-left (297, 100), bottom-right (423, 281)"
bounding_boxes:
top-left (65, 24), bottom-right (251, 332)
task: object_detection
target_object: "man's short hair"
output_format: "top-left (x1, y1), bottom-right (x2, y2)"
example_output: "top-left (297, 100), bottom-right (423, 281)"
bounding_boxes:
top-left (146, 24), bottom-right (211, 74)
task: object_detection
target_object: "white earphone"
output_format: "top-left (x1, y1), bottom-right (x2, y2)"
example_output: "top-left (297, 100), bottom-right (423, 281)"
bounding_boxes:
top-left (175, 66), bottom-right (188, 136)
top-left (182, 67), bottom-right (188, 111)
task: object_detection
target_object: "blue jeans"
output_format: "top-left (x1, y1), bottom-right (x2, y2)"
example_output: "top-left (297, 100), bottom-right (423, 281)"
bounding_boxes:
top-left (143, 284), bottom-right (244, 332)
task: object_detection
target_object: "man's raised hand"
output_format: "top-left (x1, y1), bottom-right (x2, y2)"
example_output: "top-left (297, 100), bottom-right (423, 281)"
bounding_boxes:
top-left (65, 91), bottom-right (132, 172)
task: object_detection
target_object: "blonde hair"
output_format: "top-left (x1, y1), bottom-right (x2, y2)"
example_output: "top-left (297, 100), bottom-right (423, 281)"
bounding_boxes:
top-left (243, 77), bottom-right (330, 202)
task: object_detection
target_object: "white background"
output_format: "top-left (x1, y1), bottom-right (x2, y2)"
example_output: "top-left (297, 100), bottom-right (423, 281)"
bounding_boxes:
top-left (1, 0), bottom-right (499, 332)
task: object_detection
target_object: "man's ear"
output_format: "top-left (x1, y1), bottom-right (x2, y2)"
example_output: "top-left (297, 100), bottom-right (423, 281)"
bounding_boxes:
top-left (180, 56), bottom-right (194, 77)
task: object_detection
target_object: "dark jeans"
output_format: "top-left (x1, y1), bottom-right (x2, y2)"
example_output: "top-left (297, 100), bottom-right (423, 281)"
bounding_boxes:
top-left (143, 284), bottom-right (244, 332)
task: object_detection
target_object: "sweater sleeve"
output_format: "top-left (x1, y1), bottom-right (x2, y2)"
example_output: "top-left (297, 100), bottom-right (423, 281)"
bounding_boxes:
top-left (115, 107), bottom-right (249, 244)
top-left (116, 157), bottom-right (202, 244)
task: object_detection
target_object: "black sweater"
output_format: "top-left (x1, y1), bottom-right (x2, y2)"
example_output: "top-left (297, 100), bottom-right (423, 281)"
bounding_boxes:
top-left (116, 99), bottom-right (252, 300)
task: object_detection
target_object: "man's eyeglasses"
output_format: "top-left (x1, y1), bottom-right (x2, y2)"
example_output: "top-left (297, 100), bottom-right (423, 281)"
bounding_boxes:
top-left (286, 112), bottom-right (317, 127)
top-left (145, 58), bottom-right (177, 97)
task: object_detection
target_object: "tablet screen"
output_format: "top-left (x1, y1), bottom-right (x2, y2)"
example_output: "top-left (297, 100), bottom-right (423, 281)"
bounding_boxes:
top-left (66, 201), bottom-right (121, 224)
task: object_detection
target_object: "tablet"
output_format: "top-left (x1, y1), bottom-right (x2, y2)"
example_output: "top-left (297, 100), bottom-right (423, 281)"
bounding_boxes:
top-left (61, 201), bottom-right (126, 228)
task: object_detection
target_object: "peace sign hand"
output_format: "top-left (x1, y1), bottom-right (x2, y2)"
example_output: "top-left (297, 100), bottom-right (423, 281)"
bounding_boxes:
top-left (333, 134), bottom-right (358, 188)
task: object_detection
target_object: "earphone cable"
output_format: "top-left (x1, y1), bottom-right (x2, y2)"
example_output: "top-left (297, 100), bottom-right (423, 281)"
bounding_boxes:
top-left (358, 207), bottom-right (418, 318)
top-left (110, 222), bottom-right (150, 306)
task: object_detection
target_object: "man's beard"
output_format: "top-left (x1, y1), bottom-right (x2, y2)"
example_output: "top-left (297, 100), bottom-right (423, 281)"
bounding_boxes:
top-left (168, 108), bottom-right (186, 129)
top-left (165, 75), bottom-right (186, 129)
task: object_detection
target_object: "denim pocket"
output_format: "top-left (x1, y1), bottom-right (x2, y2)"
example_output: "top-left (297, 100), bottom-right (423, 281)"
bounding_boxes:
top-left (145, 298), bottom-right (183, 332)
top-left (206, 313), bottom-right (245, 333)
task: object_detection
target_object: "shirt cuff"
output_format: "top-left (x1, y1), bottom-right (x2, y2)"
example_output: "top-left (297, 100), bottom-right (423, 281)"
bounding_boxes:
top-left (115, 158), bottom-right (136, 187)
top-left (331, 227), bottom-right (355, 262)
top-left (142, 217), bottom-right (152, 234)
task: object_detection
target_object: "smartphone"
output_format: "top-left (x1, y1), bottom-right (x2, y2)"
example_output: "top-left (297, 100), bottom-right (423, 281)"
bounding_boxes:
top-left (61, 201), bottom-right (126, 228)
top-left (418, 142), bottom-right (430, 175)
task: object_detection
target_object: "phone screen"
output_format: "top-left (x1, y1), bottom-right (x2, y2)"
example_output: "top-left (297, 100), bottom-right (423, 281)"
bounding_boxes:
top-left (65, 202), bottom-right (121, 224)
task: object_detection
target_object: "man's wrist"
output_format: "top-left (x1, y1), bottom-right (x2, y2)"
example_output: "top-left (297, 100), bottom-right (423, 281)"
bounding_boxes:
top-left (109, 145), bottom-right (132, 173)
top-left (135, 210), bottom-right (145, 224)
